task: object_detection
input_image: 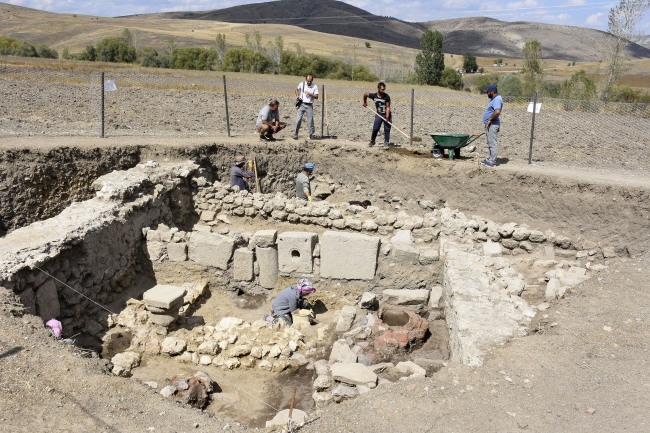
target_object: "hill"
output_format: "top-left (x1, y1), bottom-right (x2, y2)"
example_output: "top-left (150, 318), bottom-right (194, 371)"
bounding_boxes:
top-left (134, 0), bottom-right (650, 62)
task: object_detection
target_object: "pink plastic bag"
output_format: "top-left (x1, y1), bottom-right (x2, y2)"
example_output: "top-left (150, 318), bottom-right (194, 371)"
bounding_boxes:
top-left (46, 318), bottom-right (62, 338)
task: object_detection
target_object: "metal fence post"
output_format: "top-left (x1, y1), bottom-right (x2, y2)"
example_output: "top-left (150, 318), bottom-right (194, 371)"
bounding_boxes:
top-left (528, 92), bottom-right (538, 164)
top-left (223, 75), bottom-right (231, 137)
top-left (410, 88), bottom-right (414, 146)
top-left (100, 72), bottom-right (105, 138)
top-left (321, 84), bottom-right (325, 138)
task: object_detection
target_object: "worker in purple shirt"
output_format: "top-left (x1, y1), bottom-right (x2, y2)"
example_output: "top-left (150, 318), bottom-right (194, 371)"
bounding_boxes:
top-left (230, 155), bottom-right (253, 191)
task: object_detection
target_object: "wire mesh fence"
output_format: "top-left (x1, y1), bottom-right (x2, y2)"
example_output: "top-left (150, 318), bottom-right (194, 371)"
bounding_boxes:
top-left (1, 63), bottom-right (649, 173)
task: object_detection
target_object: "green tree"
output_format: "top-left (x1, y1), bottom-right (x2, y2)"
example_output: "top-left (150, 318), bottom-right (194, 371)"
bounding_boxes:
top-left (62, 46), bottom-right (70, 60)
top-left (95, 37), bottom-right (136, 63)
top-left (35, 44), bottom-right (58, 59)
top-left (560, 70), bottom-right (597, 100)
top-left (462, 52), bottom-right (478, 73)
top-left (440, 67), bottom-right (463, 90)
top-left (415, 30), bottom-right (445, 85)
top-left (497, 75), bottom-right (522, 97)
top-left (214, 33), bottom-right (227, 68)
top-left (138, 47), bottom-right (161, 67)
top-left (609, 84), bottom-right (650, 102)
top-left (365, 42), bottom-right (371, 48)
top-left (600, 0), bottom-right (650, 101)
top-left (520, 40), bottom-right (545, 97)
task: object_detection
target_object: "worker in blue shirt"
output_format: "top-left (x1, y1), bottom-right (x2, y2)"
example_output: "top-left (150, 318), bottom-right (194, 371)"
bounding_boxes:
top-left (480, 84), bottom-right (503, 168)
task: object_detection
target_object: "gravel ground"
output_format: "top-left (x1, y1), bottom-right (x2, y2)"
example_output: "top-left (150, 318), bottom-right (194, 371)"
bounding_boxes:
top-left (1, 76), bottom-right (649, 175)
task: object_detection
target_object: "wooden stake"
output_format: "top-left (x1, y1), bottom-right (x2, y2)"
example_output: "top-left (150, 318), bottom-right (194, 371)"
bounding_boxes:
top-left (287, 387), bottom-right (297, 429)
top-left (253, 156), bottom-right (260, 193)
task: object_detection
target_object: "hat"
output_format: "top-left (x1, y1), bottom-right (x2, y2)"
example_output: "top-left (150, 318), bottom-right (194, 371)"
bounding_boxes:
top-left (484, 84), bottom-right (498, 93)
top-left (235, 155), bottom-right (245, 164)
top-left (304, 162), bottom-right (315, 171)
top-left (297, 278), bottom-right (316, 295)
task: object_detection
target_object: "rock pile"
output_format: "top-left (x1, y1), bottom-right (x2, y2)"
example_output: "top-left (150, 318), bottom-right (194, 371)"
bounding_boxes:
top-left (160, 371), bottom-right (215, 409)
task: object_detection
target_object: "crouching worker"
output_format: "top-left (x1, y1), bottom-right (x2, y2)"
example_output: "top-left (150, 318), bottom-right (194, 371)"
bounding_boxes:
top-left (266, 279), bottom-right (316, 326)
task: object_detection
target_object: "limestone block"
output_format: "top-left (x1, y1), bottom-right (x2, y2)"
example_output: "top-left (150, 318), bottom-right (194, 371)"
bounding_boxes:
top-left (335, 306), bottom-right (357, 332)
top-left (428, 285), bottom-right (443, 308)
top-left (395, 361), bottom-right (426, 377)
top-left (359, 292), bottom-right (378, 310)
top-left (512, 227), bottom-right (531, 241)
top-left (390, 230), bottom-right (419, 263)
top-left (166, 242), bottom-right (188, 262)
top-left (545, 278), bottom-right (561, 301)
top-left (252, 230), bottom-right (277, 248)
top-left (162, 337), bottom-right (187, 355)
top-left (257, 247), bottom-right (279, 289)
top-left (418, 247), bottom-right (439, 265)
top-left (143, 285), bottom-right (186, 309)
top-left (483, 241), bottom-right (502, 256)
top-left (528, 230), bottom-right (546, 243)
top-left (501, 239), bottom-right (519, 250)
top-left (382, 289), bottom-right (430, 306)
top-left (35, 280), bottom-right (60, 321)
top-left (320, 231), bottom-right (380, 280)
top-left (330, 363), bottom-right (378, 385)
top-left (111, 352), bottom-right (141, 377)
top-left (602, 246), bottom-right (617, 258)
top-left (266, 409), bottom-right (307, 428)
top-left (145, 241), bottom-right (166, 261)
top-left (498, 223), bottom-right (516, 238)
top-left (200, 210), bottom-right (216, 222)
top-left (329, 339), bottom-right (357, 363)
top-left (188, 231), bottom-right (234, 269)
top-left (233, 249), bottom-right (254, 281)
top-left (278, 232), bottom-right (318, 273)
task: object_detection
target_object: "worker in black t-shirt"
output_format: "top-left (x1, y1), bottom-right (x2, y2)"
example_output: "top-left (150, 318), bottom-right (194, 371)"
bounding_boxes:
top-left (363, 81), bottom-right (391, 149)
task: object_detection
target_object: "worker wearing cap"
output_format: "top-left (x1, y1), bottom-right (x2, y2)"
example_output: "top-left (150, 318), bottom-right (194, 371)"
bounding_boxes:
top-left (480, 84), bottom-right (503, 168)
top-left (267, 278), bottom-right (316, 325)
top-left (296, 162), bottom-right (314, 201)
top-left (230, 155), bottom-right (254, 191)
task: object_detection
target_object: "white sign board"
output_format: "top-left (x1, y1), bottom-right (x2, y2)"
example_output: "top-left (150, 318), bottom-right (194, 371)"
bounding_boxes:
top-left (104, 80), bottom-right (117, 91)
top-left (527, 102), bottom-right (542, 113)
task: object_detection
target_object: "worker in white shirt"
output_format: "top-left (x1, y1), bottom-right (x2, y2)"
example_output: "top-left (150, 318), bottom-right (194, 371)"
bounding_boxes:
top-left (292, 74), bottom-right (319, 140)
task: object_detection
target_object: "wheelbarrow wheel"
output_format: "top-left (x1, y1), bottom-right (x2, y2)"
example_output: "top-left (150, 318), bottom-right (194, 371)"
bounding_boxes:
top-left (432, 148), bottom-right (443, 158)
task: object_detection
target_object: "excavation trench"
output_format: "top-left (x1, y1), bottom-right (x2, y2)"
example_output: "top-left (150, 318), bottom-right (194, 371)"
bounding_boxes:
top-left (0, 141), bottom-right (643, 427)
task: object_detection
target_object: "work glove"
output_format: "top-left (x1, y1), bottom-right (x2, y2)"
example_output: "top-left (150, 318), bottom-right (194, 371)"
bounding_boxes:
top-left (308, 196), bottom-right (313, 201)
top-left (248, 160), bottom-right (253, 167)
top-left (362, 102), bottom-right (367, 107)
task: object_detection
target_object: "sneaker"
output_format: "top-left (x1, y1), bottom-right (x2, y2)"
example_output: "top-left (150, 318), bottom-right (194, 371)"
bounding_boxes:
top-left (292, 135), bottom-right (298, 140)
top-left (479, 160), bottom-right (495, 167)
top-left (383, 142), bottom-right (391, 150)
top-left (310, 135), bottom-right (317, 140)
top-left (259, 135), bottom-right (268, 142)
top-left (264, 133), bottom-right (276, 142)
top-left (368, 141), bottom-right (375, 147)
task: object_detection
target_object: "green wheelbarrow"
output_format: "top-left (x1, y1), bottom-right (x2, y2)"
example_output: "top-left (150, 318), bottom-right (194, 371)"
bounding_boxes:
top-left (430, 132), bottom-right (485, 159)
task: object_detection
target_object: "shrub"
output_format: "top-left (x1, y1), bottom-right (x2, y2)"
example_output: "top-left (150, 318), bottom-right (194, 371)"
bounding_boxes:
top-left (170, 47), bottom-right (218, 70)
top-left (473, 74), bottom-right (499, 93)
top-left (35, 44), bottom-right (59, 59)
top-left (440, 67), bottom-right (463, 90)
top-left (497, 75), bottom-right (522, 97)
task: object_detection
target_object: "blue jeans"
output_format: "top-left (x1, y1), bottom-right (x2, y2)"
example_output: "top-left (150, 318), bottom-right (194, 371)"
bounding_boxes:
top-left (371, 114), bottom-right (391, 143)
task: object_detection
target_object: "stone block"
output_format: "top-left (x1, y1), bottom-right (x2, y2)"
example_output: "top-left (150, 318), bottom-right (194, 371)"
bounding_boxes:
top-left (257, 247), bottom-right (279, 289)
top-left (428, 285), bottom-right (443, 309)
top-left (390, 230), bottom-right (419, 263)
top-left (266, 409), bottom-right (307, 428)
top-left (188, 231), bottom-right (234, 270)
top-left (35, 280), bottom-right (60, 321)
top-left (278, 232), bottom-right (318, 273)
top-left (233, 249), bottom-right (254, 281)
top-left (166, 242), bottom-right (188, 262)
top-left (483, 241), bottom-right (502, 256)
top-left (200, 210), bottom-right (216, 222)
top-left (143, 285), bottom-right (186, 309)
top-left (418, 247), bottom-right (439, 265)
top-left (335, 306), bottom-right (357, 332)
top-left (17, 288), bottom-right (36, 316)
top-left (358, 292), bottom-right (378, 310)
top-left (252, 230), bottom-right (277, 248)
top-left (329, 339), bottom-right (357, 363)
top-left (382, 289), bottom-right (430, 306)
top-left (330, 363), bottom-right (378, 386)
top-left (320, 231), bottom-right (380, 280)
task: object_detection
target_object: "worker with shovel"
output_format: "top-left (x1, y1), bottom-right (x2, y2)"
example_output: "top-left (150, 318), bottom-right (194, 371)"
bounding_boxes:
top-left (363, 81), bottom-right (391, 149)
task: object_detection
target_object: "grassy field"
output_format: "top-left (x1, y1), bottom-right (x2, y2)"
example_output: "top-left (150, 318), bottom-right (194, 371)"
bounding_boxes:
top-left (1, 3), bottom-right (648, 90)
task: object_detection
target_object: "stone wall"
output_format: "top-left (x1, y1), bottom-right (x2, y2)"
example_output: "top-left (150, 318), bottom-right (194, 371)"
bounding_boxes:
top-left (0, 161), bottom-right (200, 334)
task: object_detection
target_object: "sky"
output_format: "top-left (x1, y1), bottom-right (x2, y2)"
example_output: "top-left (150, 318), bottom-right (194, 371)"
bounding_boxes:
top-left (5, 0), bottom-right (650, 33)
